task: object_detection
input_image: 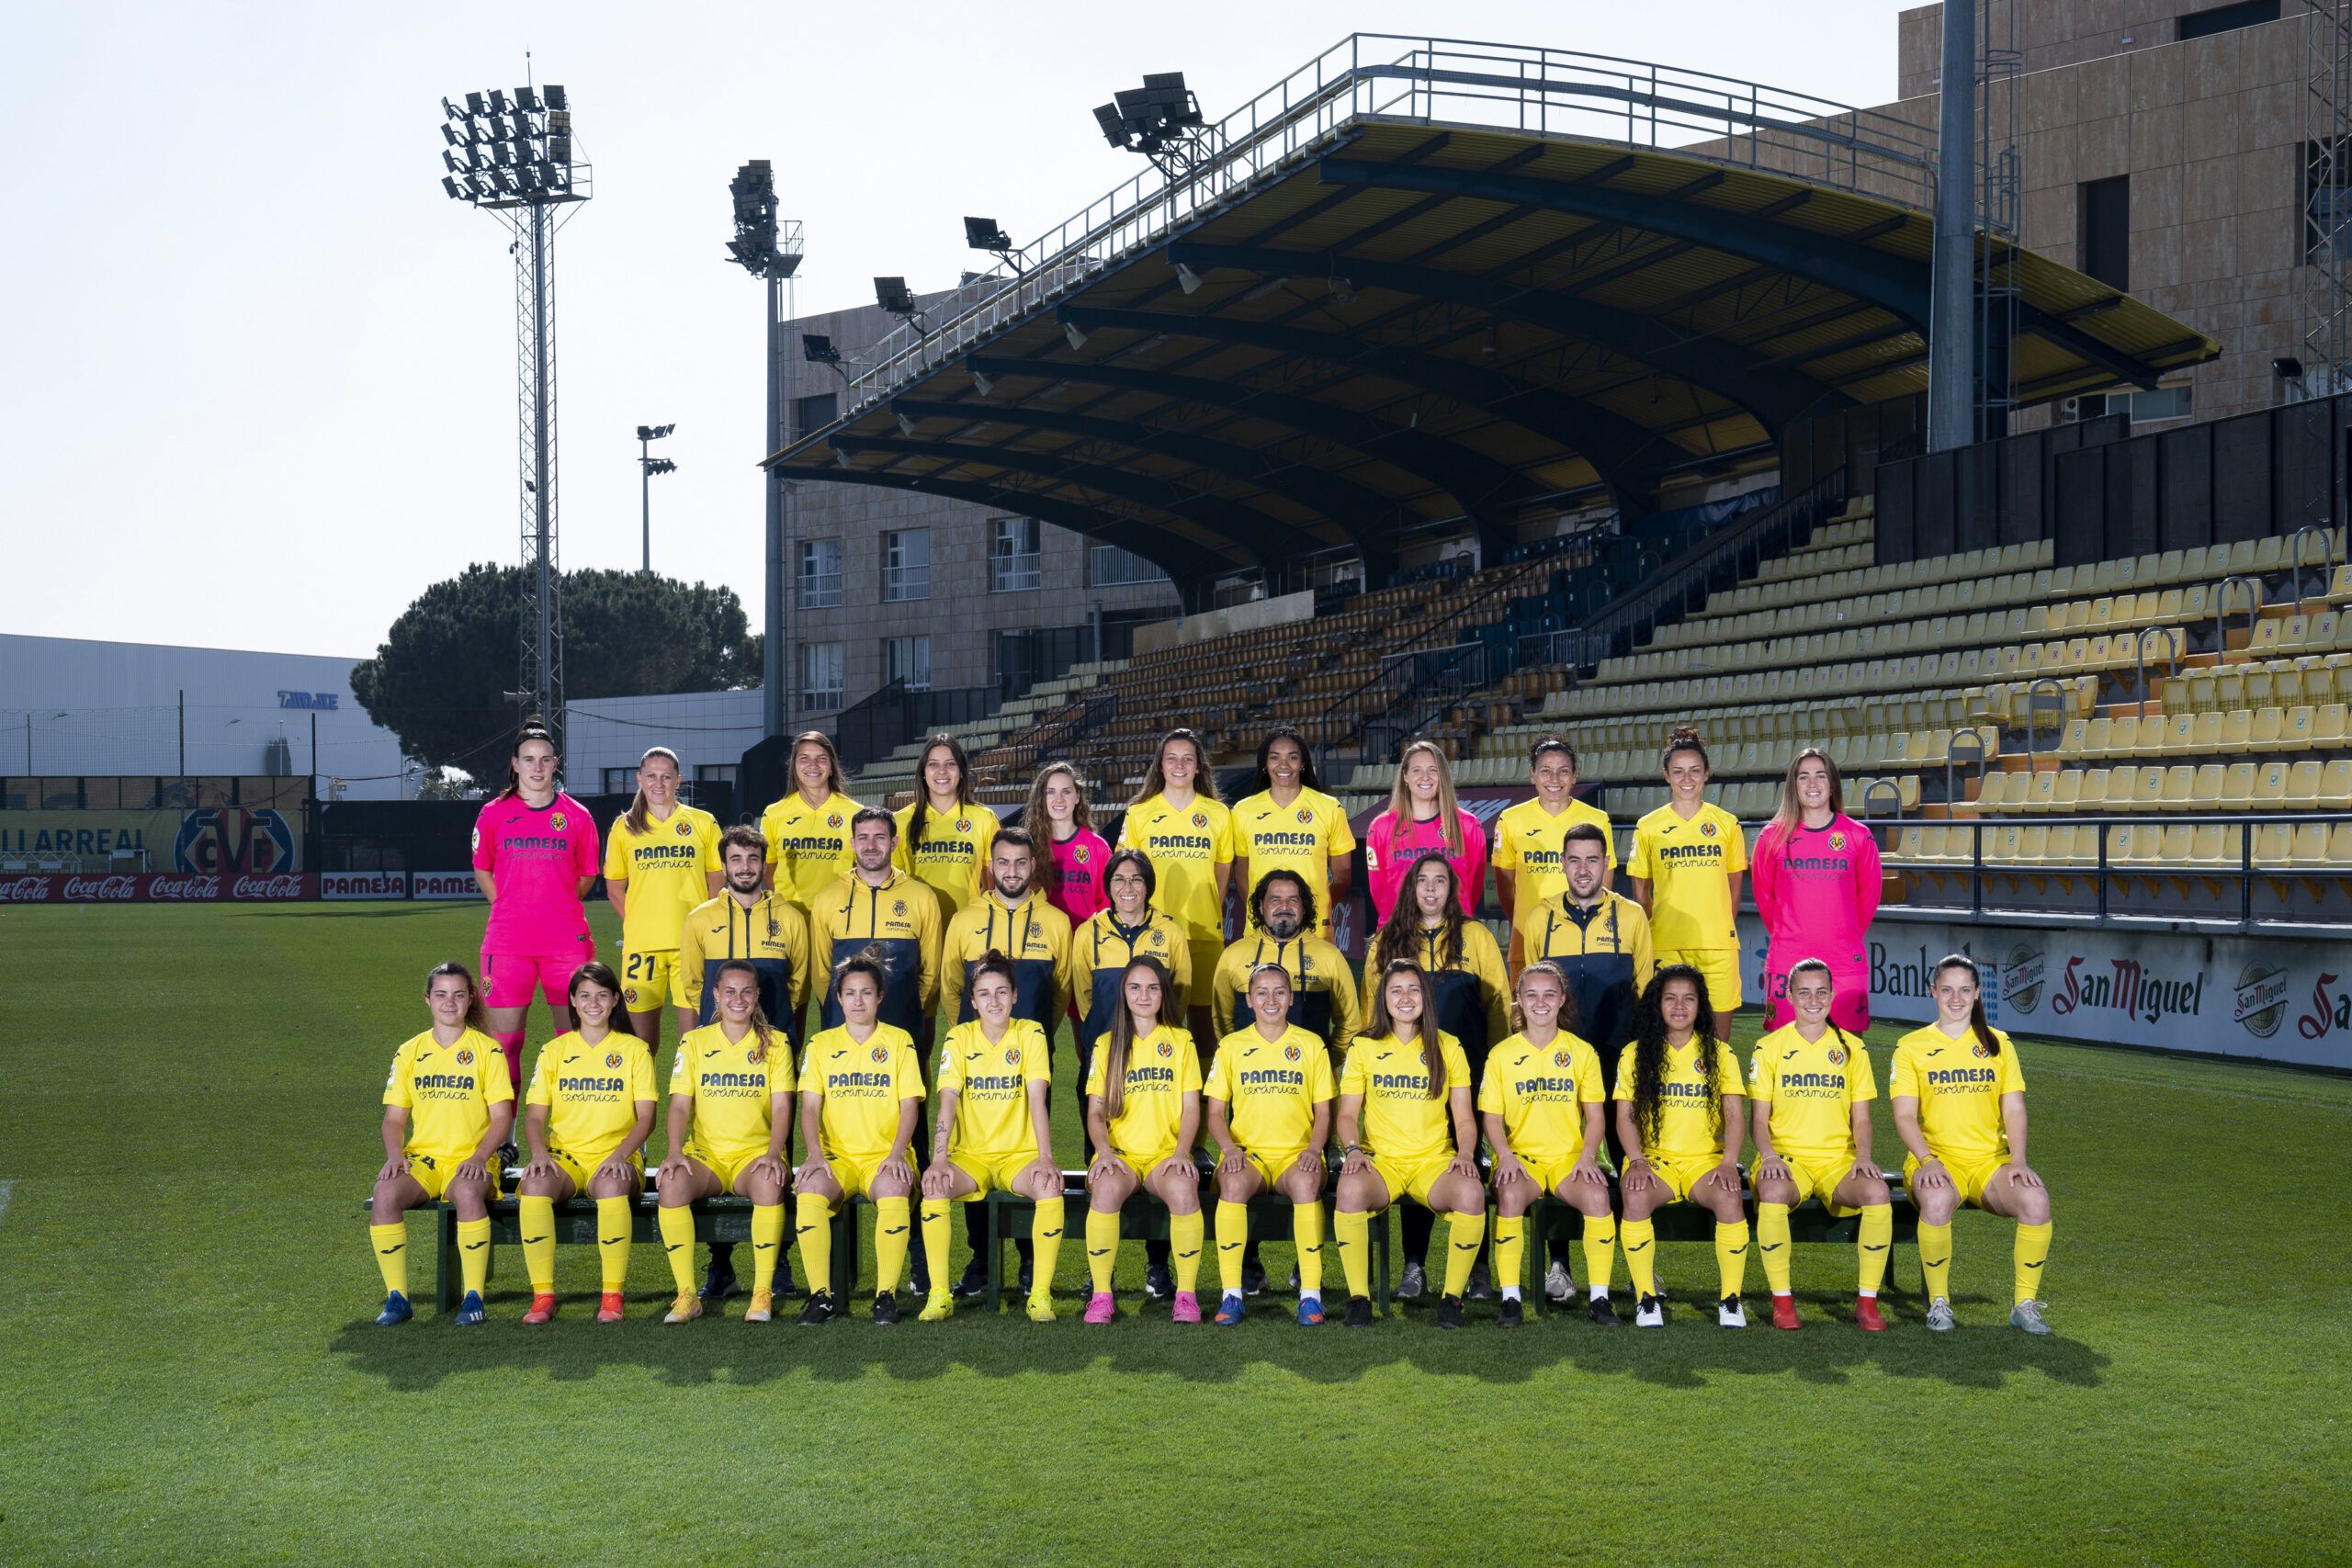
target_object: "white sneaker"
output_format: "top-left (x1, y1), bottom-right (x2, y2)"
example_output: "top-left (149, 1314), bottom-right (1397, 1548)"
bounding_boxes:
top-left (1634, 1293), bottom-right (1664, 1328)
top-left (1717, 1296), bottom-right (1747, 1329)
top-left (1543, 1259), bottom-right (1574, 1303)
top-left (2009, 1300), bottom-right (2052, 1336)
top-left (1926, 1297), bottom-right (1955, 1333)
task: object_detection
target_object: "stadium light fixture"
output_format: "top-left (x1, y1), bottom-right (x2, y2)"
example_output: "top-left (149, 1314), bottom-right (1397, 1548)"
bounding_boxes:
top-left (637, 423), bottom-right (677, 573)
top-left (802, 333), bottom-right (841, 364)
top-left (1329, 275), bottom-right (1357, 307)
top-left (970, 369), bottom-right (995, 397)
top-left (1064, 321), bottom-right (1089, 351)
top-left (874, 276), bottom-right (917, 315)
top-left (965, 214), bottom-right (1027, 276)
top-left (1175, 262), bottom-right (1204, 295)
top-left (466, 90), bottom-right (486, 115)
top-left (834, 449), bottom-right (853, 468)
top-left (896, 412), bottom-right (918, 435)
top-left (2275, 356), bottom-right (2305, 379)
top-left (1092, 72), bottom-right (1215, 179)
top-left (545, 85), bottom-right (568, 111)
top-left (514, 86), bottom-right (541, 113)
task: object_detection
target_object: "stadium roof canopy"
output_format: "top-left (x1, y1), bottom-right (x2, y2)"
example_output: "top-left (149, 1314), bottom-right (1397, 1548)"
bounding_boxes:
top-left (767, 36), bottom-right (2219, 598)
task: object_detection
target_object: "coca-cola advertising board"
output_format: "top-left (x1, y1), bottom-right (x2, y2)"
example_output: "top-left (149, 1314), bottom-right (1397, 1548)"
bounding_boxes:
top-left (0, 873), bottom-right (317, 903)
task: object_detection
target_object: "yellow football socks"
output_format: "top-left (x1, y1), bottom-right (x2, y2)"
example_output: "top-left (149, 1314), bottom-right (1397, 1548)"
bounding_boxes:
top-left (595, 1195), bottom-right (632, 1293)
top-left (751, 1201), bottom-right (785, 1292)
top-left (874, 1196), bottom-right (912, 1294)
top-left (1294, 1201), bottom-right (1325, 1297)
top-left (1442, 1211), bottom-right (1482, 1298)
top-left (1216, 1201), bottom-right (1249, 1294)
top-left (1621, 1217), bottom-right (1656, 1299)
top-left (1086, 1207), bottom-right (1122, 1293)
top-left (1917, 1220), bottom-right (1953, 1302)
top-left (1858, 1204), bottom-right (1893, 1296)
top-left (1758, 1201), bottom-right (1793, 1295)
top-left (1713, 1219), bottom-right (1751, 1300)
top-left (1030, 1198), bottom-right (1065, 1303)
top-left (794, 1192), bottom-right (833, 1298)
top-left (1492, 1214), bottom-right (1525, 1291)
top-left (520, 1195), bottom-right (557, 1293)
top-left (455, 1217), bottom-right (492, 1301)
top-left (1335, 1208), bottom-right (1371, 1299)
top-left (1170, 1209), bottom-right (1204, 1295)
top-left (657, 1204), bottom-right (697, 1295)
top-left (1585, 1214), bottom-right (1621, 1298)
top-left (369, 1223), bottom-right (408, 1297)
top-left (920, 1198), bottom-right (953, 1294)
top-left (2015, 1222), bottom-right (2052, 1305)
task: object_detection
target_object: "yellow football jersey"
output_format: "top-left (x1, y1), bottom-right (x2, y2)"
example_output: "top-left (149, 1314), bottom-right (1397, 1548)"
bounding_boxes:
top-left (1491, 795), bottom-right (1616, 903)
top-left (1612, 1037), bottom-right (1746, 1163)
top-left (526, 1030), bottom-right (658, 1156)
top-left (602, 804), bottom-right (721, 951)
top-left (936, 1018), bottom-right (1052, 1158)
top-left (1205, 1024), bottom-right (1336, 1151)
top-left (1628, 801), bottom-right (1748, 951)
top-left (668, 1021), bottom-right (793, 1164)
top-left (1084, 1024), bottom-right (1201, 1159)
top-left (1476, 1030), bottom-right (1606, 1164)
top-left (1118, 793), bottom-right (1236, 941)
top-left (1340, 1032), bottom-right (1470, 1165)
top-left (893, 799), bottom-right (1001, 928)
top-left (1748, 1023), bottom-right (1877, 1163)
top-left (1892, 1024), bottom-right (2026, 1165)
top-left (802, 1022), bottom-right (926, 1161)
top-left (759, 789), bottom-right (865, 908)
top-left (382, 1027), bottom-right (513, 1165)
top-left (1228, 787), bottom-right (1356, 935)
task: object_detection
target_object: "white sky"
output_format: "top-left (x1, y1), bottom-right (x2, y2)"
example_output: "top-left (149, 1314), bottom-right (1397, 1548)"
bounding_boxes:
top-left (1, 2), bottom-right (1914, 660)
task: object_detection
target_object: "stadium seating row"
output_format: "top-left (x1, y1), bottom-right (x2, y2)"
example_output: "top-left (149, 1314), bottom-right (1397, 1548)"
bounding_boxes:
top-left (1955, 759), bottom-right (2352, 814)
top-left (1887, 819), bottom-right (2352, 871)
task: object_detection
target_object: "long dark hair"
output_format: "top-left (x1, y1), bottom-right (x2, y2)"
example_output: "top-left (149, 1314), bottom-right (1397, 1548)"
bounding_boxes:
top-left (567, 960), bottom-right (625, 1020)
top-left (1364, 959), bottom-right (1445, 1100)
top-left (1629, 964), bottom-right (1726, 1149)
top-left (1023, 760), bottom-right (1094, 840)
top-left (1373, 854), bottom-right (1465, 975)
top-left (424, 960), bottom-right (490, 1033)
top-left (908, 733), bottom-right (974, 859)
top-left (1100, 955), bottom-right (1171, 1121)
top-left (832, 944), bottom-right (892, 1002)
top-left (622, 746), bottom-right (682, 837)
top-left (497, 716), bottom-right (558, 800)
top-left (1132, 728), bottom-right (1220, 807)
top-left (711, 957), bottom-right (779, 1064)
top-left (790, 730), bottom-right (852, 800)
top-left (1784, 955), bottom-right (1861, 1057)
top-left (1933, 953), bottom-right (2002, 1056)
top-left (1768, 746), bottom-right (1844, 842)
top-left (1250, 727), bottom-right (1323, 795)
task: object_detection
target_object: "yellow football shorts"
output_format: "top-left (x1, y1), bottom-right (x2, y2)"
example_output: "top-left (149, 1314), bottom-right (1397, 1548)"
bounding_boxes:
top-left (1764, 1152), bottom-right (1869, 1217)
top-left (949, 1147), bottom-right (1044, 1200)
top-left (1243, 1145), bottom-right (1317, 1188)
top-left (620, 947), bottom-right (682, 1013)
top-left (1515, 1148), bottom-right (1591, 1195)
top-left (685, 1144), bottom-right (774, 1194)
top-left (1646, 1151), bottom-right (1733, 1202)
top-left (1657, 947), bottom-right (1743, 1009)
top-left (550, 1145), bottom-right (642, 1194)
top-left (406, 1150), bottom-right (500, 1201)
top-left (1106, 1145), bottom-right (1185, 1187)
top-left (819, 1149), bottom-right (909, 1201)
top-left (1904, 1152), bottom-right (2008, 1208)
top-left (1368, 1151), bottom-right (1457, 1209)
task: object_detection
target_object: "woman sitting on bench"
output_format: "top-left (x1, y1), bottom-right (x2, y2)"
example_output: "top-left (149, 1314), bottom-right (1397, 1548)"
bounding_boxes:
top-left (1204, 963), bottom-right (1336, 1326)
top-left (654, 958), bottom-right (795, 1327)
top-left (368, 961), bottom-right (514, 1327)
top-left (1080, 955), bottom-right (1204, 1325)
top-left (1333, 961), bottom-right (1483, 1330)
top-left (517, 962), bottom-right (658, 1325)
top-left (1479, 961), bottom-right (1614, 1330)
top-left (1614, 965), bottom-right (1752, 1330)
top-left (1748, 958), bottom-right (1894, 1333)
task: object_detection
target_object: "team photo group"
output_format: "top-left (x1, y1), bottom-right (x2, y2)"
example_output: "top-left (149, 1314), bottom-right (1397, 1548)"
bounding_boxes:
top-left (368, 718), bottom-right (2053, 1337)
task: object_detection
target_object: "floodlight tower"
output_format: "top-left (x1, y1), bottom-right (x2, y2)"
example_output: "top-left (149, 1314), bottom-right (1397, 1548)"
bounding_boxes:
top-left (1092, 72), bottom-right (1220, 182)
top-left (437, 82), bottom-right (591, 742)
top-left (725, 160), bottom-right (805, 737)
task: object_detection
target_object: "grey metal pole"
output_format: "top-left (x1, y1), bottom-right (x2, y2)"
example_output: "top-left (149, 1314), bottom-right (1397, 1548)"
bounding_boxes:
top-left (177, 690), bottom-right (185, 775)
top-left (762, 269), bottom-right (786, 737)
top-left (532, 198), bottom-right (554, 730)
top-left (640, 432), bottom-right (651, 572)
top-left (1928, 0), bottom-right (1977, 452)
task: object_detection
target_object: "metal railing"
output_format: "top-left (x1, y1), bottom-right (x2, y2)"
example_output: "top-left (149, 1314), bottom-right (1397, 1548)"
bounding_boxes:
top-left (2291, 523), bottom-right (2341, 602)
top-left (1349, 640), bottom-right (1493, 767)
top-left (788, 37), bottom-right (1940, 434)
top-left (835, 682), bottom-right (1001, 773)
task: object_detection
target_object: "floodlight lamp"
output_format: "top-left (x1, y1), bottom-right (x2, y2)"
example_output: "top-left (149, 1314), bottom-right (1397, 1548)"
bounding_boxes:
top-left (971, 369), bottom-right (995, 397)
top-left (2275, 356), bottom-right (2306, 379)
top-left (514, 86), bottom-right (540, 112)
top-left (834, 449), bottom-right (853, 468)
top-left (488, 88), bottom-right (511, 114)
top-left (442, 175), bottom-right (465, 199)
top-left (896, 413), bottom-right (917, 435)
top-left (492, 142), bottom-right (514, 167)
top-left (442, 96), bottom-right (463, 120)
top-left (646, 458), bottom-right (676, 476)
top-left (1064, 321), bottom-right (1089, 350)
top-left (1329, 276), bottom-right (1357, 307)
top-left (1175, 262), bottom-right (1204, 295)
top-left (442, 123), bottom-right (461, 147)
top-left (545, 85), bottom-right (568, 110)
top-left (548, 135), bottom-right (572, 164)
top-left (1093, 103), bottom-right (1129, 147)
top-left (772, 251), bottom-right (802, 278)
top-left (466, 91), bottom-right (486, 115)
top-left (875, 276), bottom-right (917, 314)
top-left (802, 333), bottom-right (842, 364)
top-left (444, 150), bottom-right (462, 174)
top-left (965, 216), bottom-right (1013, 252)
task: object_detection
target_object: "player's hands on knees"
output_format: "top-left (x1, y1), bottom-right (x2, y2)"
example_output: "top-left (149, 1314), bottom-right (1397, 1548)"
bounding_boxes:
top-left (920, 1162), bottom-right (956, 1200)
top-left (2003, 1161), bottom-right (2042, 1189)
top-left (1152, 1156), bottom-right (1193, 1190)
top-left (657, 1151), bottom-right (692, 1186)
top-left (1087, 1150), bottom-right (1124, 1186)
top-left (1914, 1156), bottom-right (1951, 1190)
top-left (1567, 1157), bottom-right (1605, 1190)
top-left (594, 1156), bottom-right (634, 1188)
top-left (1215, 1145), bottom-right (1248, 1179)
top-left (1620, 1155), bottom-right (1655, 1194)
top-left (876, 1153), bottom-right (913, 1189)
top-left (1756, 1154), bottom-right (1791, 1185)
top-left (746, 1153), bottom-right (786, 1190)
top-left (455, 1155), bottom-right (487, 1186)
top-left (1445, 1155), bottom-right (1478, 1181)
top-left (1340, 1146), bottom-right (1373, 1178)
top-left (1023, 1156), bottom-right (1059, 1195)
top-left (522, 1155), bottom-right (558, 1183)
top-left (1849, 1157), bottom-right (1883, 1184)
top-left (792, 1156), bottom-right (831, 1190)
top-left (378, 1155), bottom-right (409, 1184)
top-left (1491, 1154), bottom-right (1528, 1190)
top-left (1294, 1149), bottom-right (1324, 1182)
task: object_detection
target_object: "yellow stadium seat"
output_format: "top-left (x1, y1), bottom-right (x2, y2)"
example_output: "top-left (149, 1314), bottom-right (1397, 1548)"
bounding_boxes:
top-left (2077, 769), bottom-right (2110, 811)
top-left (2135, 712), bottom-right (2173, 760)
top-left (2183, 824), bottom-right (2233, 870)
top-left (2321, 759), bottom-right (2352, 810)
top-left (2106, 765), bottom-right (2142, 810)
top-left (2160, 764), bottom-right (2196, 811)
top-left (2249, 708), bottom-right (2287, 750)
top-left (2251, 761), bottom-right (2290, 808)
top-left (2107, 715), bottom-right (2140, 758)
top-left (2079, 716), bottom-right (2112, 759)
top-left (2219, 710), bottom-right (2253, 751)
top-left (2220, 761), bottom-right (2257, 808)
top-left (2057, 717), bottom-right (2089, 757)
top-left (2317, 704), bottom-right (2349, 750)
top-left (2190, 764), bottom-right (2224, 807)
top-left (2251, 617), bottom-right (2286, 656)
top-left (1889, 826), bottom-right (1928, 864)
top-left (2286, 761), bottom-right (2325, 809)
top-left (2291, 822), bottom-right (2333, 869)
top-left (2331, 822), bottom-right (2352, 866)
top-left (2254, 823), bottom-right (2295, 869)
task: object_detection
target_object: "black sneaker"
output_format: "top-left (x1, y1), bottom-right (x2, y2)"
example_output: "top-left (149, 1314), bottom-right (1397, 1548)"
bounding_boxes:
top-left (1018, 1259), bottom-right (1034, 1297)
top-left (1435, 1294), bottom-right (1464, 1330)
top-left (1342, 1295), bottom-right (1374, 1328)
top-left (1396, 1260), bottom-right (1428, 1302)
top-left (872, 1292), bottom-right (900, 1326)
top-left (1587, 1295), bottom-right (1621, 1326)
top-left (1497, 1296), bottom-right (1524, 1328)
top-left (948, 1258), bottom-right (989, 1300)
top-left (1241, 1255), bottom-right (1269, 1297)
top-left (796, 1289), bottom-right (839, 1326)
top-left (773, 1253), bottom-right (800, 1301)
top-left (910, 1247), bottom-right (931, 1296)
top-left (1463, 1260), bottom-right (1496, 1302)
top-left (1144, 1261), bottom-right (1173, 1300)
top-left (699, 1250), bottom-right (739, 1303)
top-left (495, 1140), bottom-right (520, 1171)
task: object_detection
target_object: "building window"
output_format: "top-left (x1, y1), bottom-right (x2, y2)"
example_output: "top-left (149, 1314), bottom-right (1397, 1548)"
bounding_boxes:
top-left (2093, 385), bottom-right (2194, 423)
top-left (2178, 0), bottom-right (2278, 41)
top-left (601, 767), bottom-right (635, 794)
top-left (2308, 140), bottom-right (2352, 265)
top-left (989, 516), bottom-right (1042, 592)
top-left (883, 635), bottom-right (933, 691)
top-left (797, 537), bottom-right (842, 608)
top-left (2078, 175), bottom-right (2130, 291)
top-left (694, 763), bottom-right (736, 785)
top-left (882, 528), bottom-right (930, 601)
top-left (798, 641), bottom-right (843, 712)
top-left (794, 391), bottom-right (837, 437)
top-left (1089, 543), bottom-right (1168, 586)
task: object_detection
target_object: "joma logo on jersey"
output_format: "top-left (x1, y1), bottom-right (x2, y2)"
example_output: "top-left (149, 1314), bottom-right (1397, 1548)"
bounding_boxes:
top-left (558, 1076), bottom-right (626, 1092)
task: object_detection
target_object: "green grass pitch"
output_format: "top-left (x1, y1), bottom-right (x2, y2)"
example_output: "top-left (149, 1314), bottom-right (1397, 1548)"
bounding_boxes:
top-left (4, 900), bottom-right (2351, 1563)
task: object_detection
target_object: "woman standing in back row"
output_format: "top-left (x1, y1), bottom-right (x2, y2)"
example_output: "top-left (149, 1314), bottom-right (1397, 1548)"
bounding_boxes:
top-left (1628, 728), bottom-right (1747, 1044)
top-left (1750, 746), bottom-right (1881, 1033)
top-left (1364, 739), bottom-right (1487, 928)
top-left (1118, 728), bottom-right (1235, 1046)
top-left (894, 733), bottom-right (1001, 937)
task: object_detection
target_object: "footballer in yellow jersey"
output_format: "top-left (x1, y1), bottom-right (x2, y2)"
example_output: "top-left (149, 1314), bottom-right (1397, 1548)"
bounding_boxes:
top-left (602, 749), bottom-right (722, 1032)
top-left (1229, 730), bottom-right (1355, 938)
top-left (368, 962), bottom-right (515, 1325)
top-left (1492, 737), bottom-right (1616, 919)
top-left (1628, 732), bottom-right (1748, 1025)
top-left (1891, 954), bottom-right (2052, 1334)
top-left (515, 962), bottom-right (659, 1323)
top-left (893, 740), bottom-right (1000, 930)
top-left (653, 961), bottom-right (795, 1324)
top-left (790, 951), bottom-right (929, 1325)
top-left (760, 732), bottom-right (864, 906)
top-left (1478, 962), bottom-right (1614, 1325)
top-left (1747, 958), bottom-right (1894, 1330)
top-left (1365, 858), bottom-right (1510, 1060)
top-left (1610, 964), bottom-right (1755, 1325)
top-left (1333, 961), bottom-right (1485, 1326)
top-left (1118, 731), bottom-right (1236, 1029)
top-left (1204, 964), bottom-right (1338, 1323)
top-left (1080, 956), bottom-right (1206, 1323)
top-left (917, 957), bottom-right (1065, 1320)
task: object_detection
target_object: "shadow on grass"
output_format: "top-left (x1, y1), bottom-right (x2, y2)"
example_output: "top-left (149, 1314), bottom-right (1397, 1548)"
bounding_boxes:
top-left (245, 906), bottom-right (458, 920)
top-left (326, 1280), bottom-right (2107, 1394)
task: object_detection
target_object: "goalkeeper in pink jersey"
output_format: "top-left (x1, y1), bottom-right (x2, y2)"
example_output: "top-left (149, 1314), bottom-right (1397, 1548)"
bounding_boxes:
top-left (1749, 748), bottom-right (1882, 1033)
top-left (470, 718), bottom-right (602, 1088)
